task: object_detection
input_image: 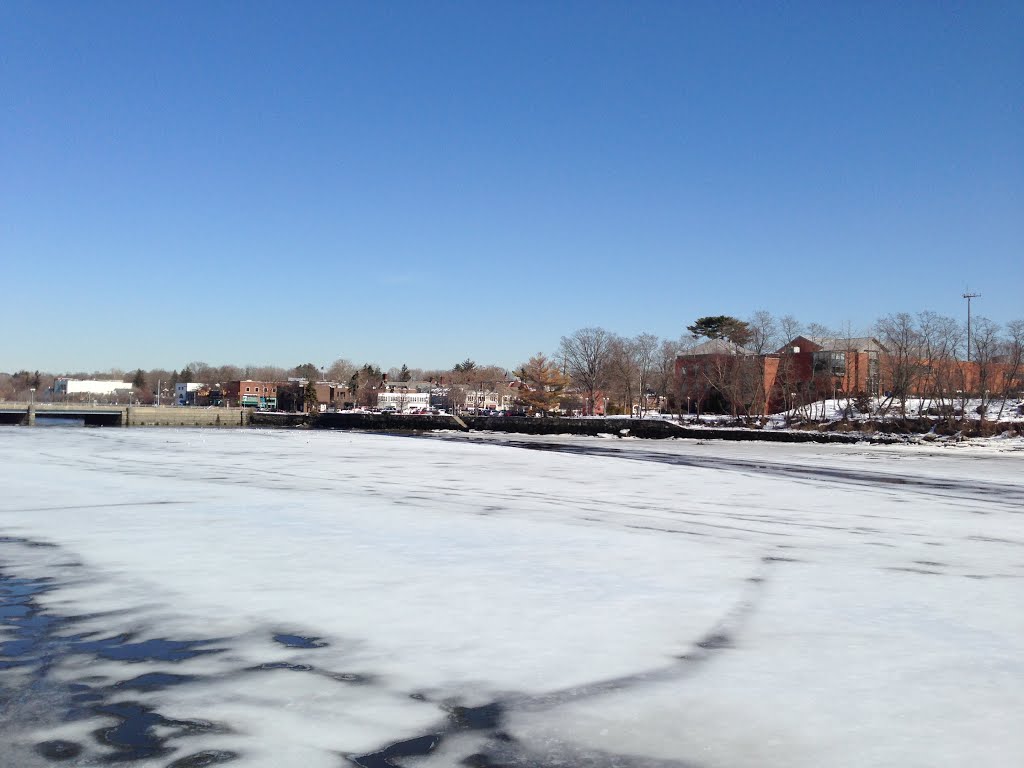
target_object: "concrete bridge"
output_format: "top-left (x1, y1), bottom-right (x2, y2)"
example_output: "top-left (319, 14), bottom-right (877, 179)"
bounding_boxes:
top-left (0, 403), bottom-right (251, 427)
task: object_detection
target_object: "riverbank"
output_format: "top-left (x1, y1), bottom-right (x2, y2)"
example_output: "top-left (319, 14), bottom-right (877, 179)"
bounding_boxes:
top-left (268, 410), bottom-right (1024, 445)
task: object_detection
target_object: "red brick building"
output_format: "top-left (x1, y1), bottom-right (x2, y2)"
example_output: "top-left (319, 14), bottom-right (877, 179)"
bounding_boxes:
top-left (677, 335), bottom-right (1022, 415)
top-left (222, 381), bottom-right (281, 409)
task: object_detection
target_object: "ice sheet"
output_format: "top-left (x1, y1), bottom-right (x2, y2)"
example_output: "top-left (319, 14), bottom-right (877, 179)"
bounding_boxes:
top-left (0, 427), bottom-right (1021, 767)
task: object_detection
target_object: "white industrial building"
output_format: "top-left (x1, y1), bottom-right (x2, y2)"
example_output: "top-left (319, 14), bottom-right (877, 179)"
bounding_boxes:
top-left (176, 382), bottom-right (203, 406)
top-left (53, 378), bottom-right (133, 397)
top-left (377, 391), bottom-right (429, 412)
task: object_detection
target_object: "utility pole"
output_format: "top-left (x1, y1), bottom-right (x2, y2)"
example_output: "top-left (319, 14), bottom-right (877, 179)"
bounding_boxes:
top-left (962, 292), bottom-right (980, 361)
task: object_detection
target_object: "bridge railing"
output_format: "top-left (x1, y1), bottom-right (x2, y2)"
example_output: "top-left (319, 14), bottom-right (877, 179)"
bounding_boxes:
top-left (0, 402), bottom-right (127, 411)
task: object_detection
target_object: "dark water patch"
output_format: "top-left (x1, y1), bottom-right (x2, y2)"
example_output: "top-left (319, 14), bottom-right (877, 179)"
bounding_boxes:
top-left (914, 560), bottom-right (946, 567)
top-left (244, 661), bottom-right (371, 685)
top-left (0, 602), bottom-right (32, 618)
top-left (0, 573), bottom-right (56, 599)
top-left (449, 702), bottom-right (503, 730)
top-left (166, 749), bottom-right (239, 767)
top-left (761, 555), bottom-right (799, 563)
top-left (74, 635), bottom-right (226, 663)
top-left (460, 754), bottom-right (511, 768)
top-left (34, 739), bottom-right (83, 760)
top-left (91, 701), bottom-right (225, 762)
top-left (70, 685), bottom-right (106, 707)
top-left (0, 574), bottom-right (61, 664)
top-left (92, 702), bottom-right (174, 761)
top-left (0, 545), bottom-right (230, 763)
top-left (273, 633), bottom-right (327, 649)
top-left (248, 661), bottom-right (313, 672)
top-left (886, 566), bottom-right (942, 575)
top-left (351, 733), bottom-right (442, 767)
top-left (112, 671), bottom-right (197, 691)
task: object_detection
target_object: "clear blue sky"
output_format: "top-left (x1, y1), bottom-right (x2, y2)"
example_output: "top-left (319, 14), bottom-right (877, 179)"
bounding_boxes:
top-left (2, 1), bottom-right (1021, 373)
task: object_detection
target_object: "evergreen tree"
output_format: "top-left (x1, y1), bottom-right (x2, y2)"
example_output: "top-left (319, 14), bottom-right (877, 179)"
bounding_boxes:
top-left (292, 363), bottom-right (320, 381)
top-left (303, 381), bottom-right (319, 412)
top-left (687, 316), bottom-right (752, 346)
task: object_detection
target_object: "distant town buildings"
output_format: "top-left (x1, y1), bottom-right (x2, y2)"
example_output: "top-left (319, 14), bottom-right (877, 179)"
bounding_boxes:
top-left (377, 390), bottom-right (429, 412)
top-left (53, 378), bottom-right (132, 398)
top-left (221, 380), bottom-right (280, 409)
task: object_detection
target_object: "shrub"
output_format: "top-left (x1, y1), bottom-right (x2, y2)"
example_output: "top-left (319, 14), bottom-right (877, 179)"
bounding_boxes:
top-left (853, 392), bottom-right (873, 414)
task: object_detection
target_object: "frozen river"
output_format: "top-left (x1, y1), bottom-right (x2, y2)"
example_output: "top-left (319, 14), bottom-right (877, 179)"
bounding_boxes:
top-left (1, 427), bottom-right (1022, 767)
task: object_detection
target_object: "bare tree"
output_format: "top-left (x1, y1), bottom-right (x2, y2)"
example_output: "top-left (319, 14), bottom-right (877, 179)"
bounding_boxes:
top-left (743, 311), bottom-right (783, 418)
top-left (655, 338), bottom-right (681, 414)
top-left (349, 364), bottom-right (383, 408)
top-left (875, 313), bottom-right (921, 417)
top-left (244, 365), bottom-right (288, 381)
top-left (971, 317), bottom-right (1001, 425)
top-left (995, 319), bottom-right (1024, 421)
top-left (606, 335), bottom-right (636, 416)
top-left (327, 358), bottom-right (357, 383)
top-left (779, 314), bottom-right (802, 345)
top-left (915, 311), bottom-right (963, 425)
top-left (633, 333), bottom-right (660, 417)
top-left (747, 310), bottom-right (780, 355)
top-left (805, 322), bottom-right (835, 340)
top-left (559, 327), bottom-right (614, 415)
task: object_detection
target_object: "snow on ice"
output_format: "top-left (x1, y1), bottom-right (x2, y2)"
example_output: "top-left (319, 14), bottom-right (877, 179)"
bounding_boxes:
top-left (0, 427), bottom-right (1021, 767)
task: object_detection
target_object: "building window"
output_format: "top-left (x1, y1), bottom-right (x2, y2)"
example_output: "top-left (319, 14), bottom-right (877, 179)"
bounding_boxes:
top-left (813, 352), bottom-right (846, 377)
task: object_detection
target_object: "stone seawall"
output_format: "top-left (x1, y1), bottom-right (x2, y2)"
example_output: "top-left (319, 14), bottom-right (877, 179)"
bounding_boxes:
top-left (246, 412), bottom-right (873, 444)
top-left (124, 407), bottom-right (251, 428)
top-left (249, 412), bottom-right (311, 429)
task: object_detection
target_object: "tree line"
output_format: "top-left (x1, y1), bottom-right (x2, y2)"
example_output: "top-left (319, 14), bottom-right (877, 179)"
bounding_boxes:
top-left (549, 310), bottom-right (1023, 420)
top-left (3, 309), bottom-right (1021, 417)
